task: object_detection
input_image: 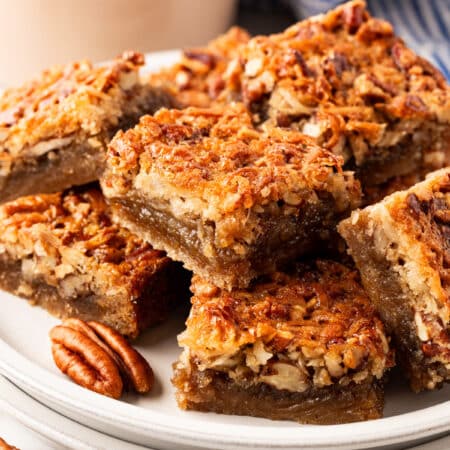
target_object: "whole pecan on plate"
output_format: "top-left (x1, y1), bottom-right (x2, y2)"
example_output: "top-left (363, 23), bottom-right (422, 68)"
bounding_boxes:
top-left (49, 318), bottom-right (154, 399)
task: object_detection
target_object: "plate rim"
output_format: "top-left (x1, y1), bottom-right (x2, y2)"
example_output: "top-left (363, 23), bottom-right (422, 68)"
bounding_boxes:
top-left (0, 49), bottom-right (449, 450)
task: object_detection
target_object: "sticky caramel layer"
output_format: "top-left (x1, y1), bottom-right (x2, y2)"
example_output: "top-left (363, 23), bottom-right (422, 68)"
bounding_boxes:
top-left (110, 195), bottom-right (337, 290)
top-left (172, 359), bottom-right (384, 424)
top-left (0, 255), bottom-right (189, 338)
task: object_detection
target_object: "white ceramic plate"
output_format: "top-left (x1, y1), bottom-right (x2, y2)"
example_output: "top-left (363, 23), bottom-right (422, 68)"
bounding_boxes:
top-left (0, 376), bottom-right (150, 450)
top-left (0, 51), bottom-right (449, 450)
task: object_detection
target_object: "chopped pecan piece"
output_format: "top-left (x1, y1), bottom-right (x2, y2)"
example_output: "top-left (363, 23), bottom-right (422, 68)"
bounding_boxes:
top-left (343, 0), bottom-right (365, 33)
top-left (183, 50), bottom-right (216, 69)
top-left (293, 50), bottom-right (314, 77)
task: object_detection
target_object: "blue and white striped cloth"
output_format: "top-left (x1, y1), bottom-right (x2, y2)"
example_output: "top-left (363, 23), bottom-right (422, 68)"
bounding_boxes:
top-left (289, 0), bottom-right (450, 80)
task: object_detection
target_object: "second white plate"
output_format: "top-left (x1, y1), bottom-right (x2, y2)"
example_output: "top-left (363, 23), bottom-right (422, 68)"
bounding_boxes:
top-left (0, 376), bottom-right (149, 450)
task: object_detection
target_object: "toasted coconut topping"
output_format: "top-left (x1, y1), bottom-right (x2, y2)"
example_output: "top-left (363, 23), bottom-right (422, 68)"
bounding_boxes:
top-left (221, 0), bottom-right (450, 168)
top-left (179, 260), bottom-right (392, 392)
top-left (0, 51), bottom-right (146, 157)
top-left (0, 186), bottom-right (168, 297)
top-left (149, 27), bottom-right (250, 107)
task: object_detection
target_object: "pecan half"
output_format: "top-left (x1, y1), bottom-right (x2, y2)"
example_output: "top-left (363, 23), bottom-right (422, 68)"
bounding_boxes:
top-left (50, 319), bottom-right (153, 398)
top-left (50, 324), bottom-right (123, 398)
top-left (88, 321), bottom-right (154, 393)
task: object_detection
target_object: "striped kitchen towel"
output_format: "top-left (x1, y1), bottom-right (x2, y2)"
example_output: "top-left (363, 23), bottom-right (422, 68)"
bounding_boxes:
top-left (289, 0), bottom-right (450, 79)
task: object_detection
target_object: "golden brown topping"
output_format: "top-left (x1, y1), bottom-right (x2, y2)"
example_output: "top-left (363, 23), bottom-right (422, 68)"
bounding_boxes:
top-left (104, 103), bottom-right (360, 223)
top-left (50, 318), bottom-right (153, 398)
top-left (180, 260), bottom-right (392, 389)
top-left (187, 260), bottom-right (387, 353)
top-left (0, 51), bottom-right (146, 157)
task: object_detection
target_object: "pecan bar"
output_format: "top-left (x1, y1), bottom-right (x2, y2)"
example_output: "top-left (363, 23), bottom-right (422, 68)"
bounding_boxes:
top-left (101, 103), bottom-right (361, 289)
top-left (223, 0), bottom-right (450, 188)
top-left (339, 168), bottom-right (450, 391)
top-left (0, 186), bottom-right (190, 338)
top-left (173, 260), bottom-right (393, 424)
top-left (149, 26), bottom-right (250, 108)
top-left (0, 51), bottom-right (172, 203)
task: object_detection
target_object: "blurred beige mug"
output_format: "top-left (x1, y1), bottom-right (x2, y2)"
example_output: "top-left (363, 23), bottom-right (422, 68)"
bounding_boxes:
top-left (0, 0), bottom-right (237, 86)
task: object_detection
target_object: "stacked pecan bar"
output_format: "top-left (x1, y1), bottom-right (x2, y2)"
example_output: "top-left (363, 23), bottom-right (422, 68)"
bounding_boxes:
top-left (339, 168), bottom-right (450, 391)
top-left (222, 0), bottom-right (450, 196)
top-left (101, 103), bottom-right (360, 289)
top-left (0, 186), bottom-right (189, 338)
top-left (0, 51), bottom-right (172, 203)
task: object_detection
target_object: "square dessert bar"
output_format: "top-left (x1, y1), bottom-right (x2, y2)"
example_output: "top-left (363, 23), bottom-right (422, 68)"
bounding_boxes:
top-left (149, 26), bottom-right (250, 108)
top-left (339, 168), bottom-right (450, 391)
top-left (223, 0), bottom-right (450, 188)
top-left (101, 103), bottom-right (361, 289)
top-left (0, 185), bottom-right (190, 338)
top-left (0, 51), bottom-right (172, 203)
top-left (173, 260), bottom-right (393, 424)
